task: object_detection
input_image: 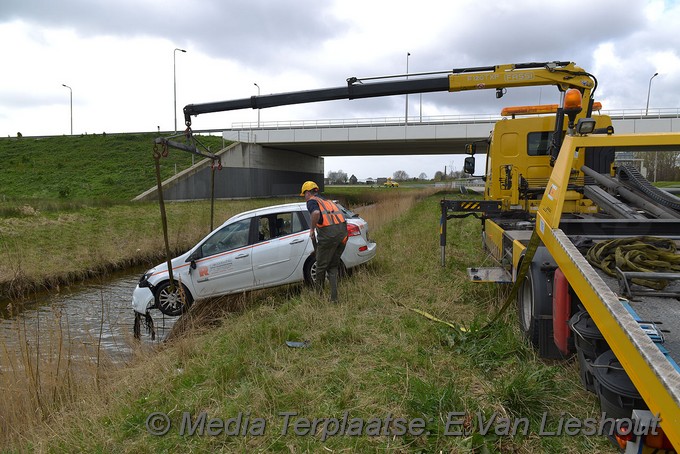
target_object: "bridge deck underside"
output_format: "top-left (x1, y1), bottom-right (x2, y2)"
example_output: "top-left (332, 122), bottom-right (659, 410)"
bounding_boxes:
top-left (265, 137), bottom-right (473, 156)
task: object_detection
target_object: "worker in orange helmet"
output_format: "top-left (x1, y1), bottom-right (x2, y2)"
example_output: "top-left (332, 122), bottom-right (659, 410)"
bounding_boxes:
top-left (300, 181), bottom-right (348, 303)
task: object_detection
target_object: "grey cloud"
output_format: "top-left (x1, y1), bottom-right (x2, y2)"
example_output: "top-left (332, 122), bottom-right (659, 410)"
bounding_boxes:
top-left (1, 0), bottom-right (347, 67)
top-left (4, 0), bottom-right (679, 124)
top-left (414, 0), bottom-right (647, 89)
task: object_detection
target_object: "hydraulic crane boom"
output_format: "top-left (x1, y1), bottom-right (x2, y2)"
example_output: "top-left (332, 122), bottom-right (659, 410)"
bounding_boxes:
top-left (182, 61), bottom-right (596, 127)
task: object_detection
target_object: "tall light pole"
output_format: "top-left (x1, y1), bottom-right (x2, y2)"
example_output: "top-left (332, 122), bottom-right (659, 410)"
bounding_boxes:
top-left (61, 84), bottom-right (72, 135)
top-left (646, 72), bottom-right (658, 116)
top-left (174, 48), bottom-right (187, 133)
top-left (646, 72), bottom-right (659, 181)
top-left (419, 93), bottom-right (422, 122)
top-left (254, 83), bottom-right (260, 127)
top-left (405, 52), bottom-right (410, 125)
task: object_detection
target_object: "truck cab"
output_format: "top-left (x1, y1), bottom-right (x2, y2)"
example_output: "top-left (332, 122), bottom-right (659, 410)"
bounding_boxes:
top-left (483, 111), bottom-right (613, 215)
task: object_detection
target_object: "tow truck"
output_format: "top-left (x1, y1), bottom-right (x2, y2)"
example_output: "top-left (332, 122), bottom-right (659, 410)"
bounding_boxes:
top-left (383, 178), bottom-right (399, 188)
top-left (172, 61), bottom-right (680, 451)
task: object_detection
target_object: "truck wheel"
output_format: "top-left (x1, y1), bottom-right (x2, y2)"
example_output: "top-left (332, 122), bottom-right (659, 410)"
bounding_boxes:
top-left (155, 281), bottom-right (193, 317)
top-left (518, 269), bottom-right (538, 346)
top-left (517, 263), bottom-right (552, 348)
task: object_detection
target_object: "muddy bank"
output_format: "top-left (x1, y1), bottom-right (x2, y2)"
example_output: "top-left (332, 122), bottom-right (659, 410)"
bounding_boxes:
top-left (0, 247), bottom-right (188, 302)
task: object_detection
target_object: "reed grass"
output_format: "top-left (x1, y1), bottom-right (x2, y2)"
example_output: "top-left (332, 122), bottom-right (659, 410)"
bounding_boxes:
top-left (0, 302), bottom-right (105, 448)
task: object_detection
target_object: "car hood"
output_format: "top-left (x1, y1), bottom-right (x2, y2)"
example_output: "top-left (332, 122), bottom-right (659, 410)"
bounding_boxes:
top-left (147, 250), bottom-right (192, 277)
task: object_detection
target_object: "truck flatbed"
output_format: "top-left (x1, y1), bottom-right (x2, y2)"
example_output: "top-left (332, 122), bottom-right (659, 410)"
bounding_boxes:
top-left (595, 266), bottom-right (680, 369)
top-left (500, 224), bottom-right (680, 369)
top-left (533, 134), bottom-right (680, 445)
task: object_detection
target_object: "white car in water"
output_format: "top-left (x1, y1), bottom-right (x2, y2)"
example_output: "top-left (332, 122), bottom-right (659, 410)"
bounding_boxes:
top-left (132, 202), bottom-right (376, 316)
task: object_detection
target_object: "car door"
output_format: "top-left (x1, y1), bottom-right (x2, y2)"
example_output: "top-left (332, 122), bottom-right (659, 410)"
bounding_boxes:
top-left (189, 217), bottom-right (255, 297)
top-left (251, 210), bottom-right (310, 286)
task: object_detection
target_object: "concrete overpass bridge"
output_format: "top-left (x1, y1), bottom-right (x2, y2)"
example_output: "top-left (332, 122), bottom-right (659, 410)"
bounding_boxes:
top-left (224, 109), bottom-right (680, 156)
top-left (137, 110), bottom-right (680, 201)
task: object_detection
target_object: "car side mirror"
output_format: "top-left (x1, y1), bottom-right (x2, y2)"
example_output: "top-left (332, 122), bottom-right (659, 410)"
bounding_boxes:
top-left (187, 249), bottom-right (202, 263)
top-left (464, 156), bottom-right (475, 175)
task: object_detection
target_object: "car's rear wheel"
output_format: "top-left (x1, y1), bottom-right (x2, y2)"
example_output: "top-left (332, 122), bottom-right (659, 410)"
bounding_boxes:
top-left (304, 257), bottom-right (318, 286)
top-left (303, 256), bottom-right (346, 286)
top-left (155, 281), bottom-right (193, 316)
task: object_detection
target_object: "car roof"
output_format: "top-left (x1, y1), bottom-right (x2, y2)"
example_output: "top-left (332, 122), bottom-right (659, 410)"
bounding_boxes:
top-left (225, 202), bottom-right (306, 224)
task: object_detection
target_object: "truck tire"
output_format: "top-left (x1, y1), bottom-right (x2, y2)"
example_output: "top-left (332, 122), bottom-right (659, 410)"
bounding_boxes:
top-left (518, 268), bottom-right (540, 346)
top-left (517, 250), bottom-right (554, 348)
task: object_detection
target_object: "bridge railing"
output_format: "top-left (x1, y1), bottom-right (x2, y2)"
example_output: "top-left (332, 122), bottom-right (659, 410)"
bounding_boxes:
top-left (231, 113), bottom-right (500, 130)
top-left (230, 108), bottom-right (680, 130)
top-left (597, 107), bottom-right (680, 119)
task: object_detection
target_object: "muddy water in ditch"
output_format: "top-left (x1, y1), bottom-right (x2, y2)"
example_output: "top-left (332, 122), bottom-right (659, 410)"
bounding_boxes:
top-left (0, 267), bottom-right (177, 364)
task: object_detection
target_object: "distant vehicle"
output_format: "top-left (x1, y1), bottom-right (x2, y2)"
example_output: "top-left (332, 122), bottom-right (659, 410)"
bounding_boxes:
top-left (132, 202), bottom-right (376, 316)
top-left (383, 180), bottom-right (399, 188)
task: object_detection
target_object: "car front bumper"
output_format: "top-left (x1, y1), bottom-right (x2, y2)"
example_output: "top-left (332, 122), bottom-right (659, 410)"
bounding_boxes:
top-left (132, 285), bottom-right (154, 314)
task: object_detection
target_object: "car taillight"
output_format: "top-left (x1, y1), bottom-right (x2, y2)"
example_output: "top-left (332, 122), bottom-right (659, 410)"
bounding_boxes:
top-left (359, 245), bottom-right (368, 252)
top-left (347, 223), bottom-right (361, 237)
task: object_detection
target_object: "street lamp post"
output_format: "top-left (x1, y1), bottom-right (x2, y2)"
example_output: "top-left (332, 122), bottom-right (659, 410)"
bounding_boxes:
top-left (646, 72), bottom-right (658, 116)
top-left (61, 84), bottom-right (72, 135)
top-left (254, 83), bottom-right (261, 127)
top-left (646, 72), bottom-right (659, 181)
top-left (174, 48), bottom-right (187, 133)
top-left (405, 52), bottom-right (410, 125)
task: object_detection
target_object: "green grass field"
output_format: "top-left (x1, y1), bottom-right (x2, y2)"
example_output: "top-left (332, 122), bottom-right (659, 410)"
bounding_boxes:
top-left (3, 193), bottom-right (613, 453)
top-left (0, 133), bottom-right (224, 201)
top-left (0, 135), bottom-right (622, 452)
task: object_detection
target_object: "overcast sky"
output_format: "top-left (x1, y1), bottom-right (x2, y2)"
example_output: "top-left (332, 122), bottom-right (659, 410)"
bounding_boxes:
top-left (2, 0), bottom-right (679, 179)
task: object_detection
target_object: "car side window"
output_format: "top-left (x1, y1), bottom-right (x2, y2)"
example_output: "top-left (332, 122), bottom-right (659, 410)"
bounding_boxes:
top-left (301, 210), bottom-right (311, 228)
top-left (273, 212), bottom-right (296, 237)
top-left (292, 212), bottom-right (305, 233)
top-left (200, 218), bottom-right (251, 257)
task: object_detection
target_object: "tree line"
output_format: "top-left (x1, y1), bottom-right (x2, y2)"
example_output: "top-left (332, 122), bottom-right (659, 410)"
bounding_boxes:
top-left (326, 169), bottom-right (427, 184)
top-left (633, 151), bottom-right (680, 181)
